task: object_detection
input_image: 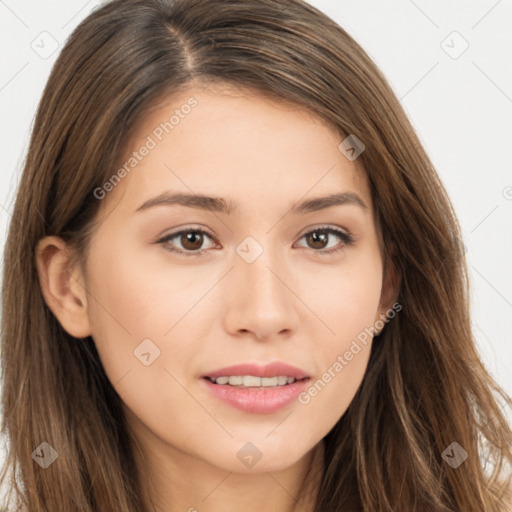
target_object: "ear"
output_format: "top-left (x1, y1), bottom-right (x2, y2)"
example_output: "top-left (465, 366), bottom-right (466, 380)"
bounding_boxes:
top-left (35, 236), bottom-right (92, 338)
top-left (374, 253), bottom-right (401, 332)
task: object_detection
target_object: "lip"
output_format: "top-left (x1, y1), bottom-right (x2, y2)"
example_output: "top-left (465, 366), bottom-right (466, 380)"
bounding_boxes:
top-left (200, 361), bottom-right (311, 414)
top-left (200, 376), bottom-right (311, 414)
top-left (202, 361), bottom-right (310, 380)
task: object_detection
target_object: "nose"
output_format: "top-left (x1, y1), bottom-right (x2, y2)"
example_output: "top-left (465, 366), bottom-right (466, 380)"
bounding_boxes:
top-left (222, 244), bottom-right (299, 342)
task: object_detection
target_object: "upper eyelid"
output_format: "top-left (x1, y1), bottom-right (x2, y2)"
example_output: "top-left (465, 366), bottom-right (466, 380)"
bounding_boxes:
top-left (161, 224), bottom-right (348, 236)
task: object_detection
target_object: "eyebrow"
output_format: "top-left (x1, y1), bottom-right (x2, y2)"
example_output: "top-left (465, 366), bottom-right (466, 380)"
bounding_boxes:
top-left (135, 191), bottom-right (369, 215)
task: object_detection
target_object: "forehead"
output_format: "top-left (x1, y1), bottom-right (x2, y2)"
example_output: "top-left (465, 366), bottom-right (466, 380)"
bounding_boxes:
top-left (97, 83), bottom-right (371, 219)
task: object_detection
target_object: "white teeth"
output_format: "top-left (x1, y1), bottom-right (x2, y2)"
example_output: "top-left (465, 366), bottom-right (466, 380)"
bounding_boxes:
top-left (211, 375), bottom-right (299, 387)
top-left (243, 375), bottom-right (262, 387)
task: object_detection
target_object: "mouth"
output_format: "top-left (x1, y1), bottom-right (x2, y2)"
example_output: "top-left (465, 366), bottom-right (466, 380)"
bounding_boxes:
top-left (203, 375), bottom-right (310, 388)
top-left (200, 363), bottom-right (312, 414)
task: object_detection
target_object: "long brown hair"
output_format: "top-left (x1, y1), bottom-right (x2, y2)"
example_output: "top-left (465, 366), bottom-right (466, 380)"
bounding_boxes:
top-left (1, 0), bottom-right (511, 510)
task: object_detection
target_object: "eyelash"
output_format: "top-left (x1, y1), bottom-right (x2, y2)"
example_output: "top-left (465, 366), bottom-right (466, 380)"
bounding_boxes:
top-left (157, 225), bottom-right (354, 257)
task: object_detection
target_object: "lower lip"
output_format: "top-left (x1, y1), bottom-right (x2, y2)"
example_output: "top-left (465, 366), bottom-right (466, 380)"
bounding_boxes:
top-left (200, 377), bottom-right (310, 414)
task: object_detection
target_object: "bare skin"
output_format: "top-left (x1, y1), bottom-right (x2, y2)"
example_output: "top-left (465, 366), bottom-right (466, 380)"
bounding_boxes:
top-left (36, 82), bottom-right (398, 512)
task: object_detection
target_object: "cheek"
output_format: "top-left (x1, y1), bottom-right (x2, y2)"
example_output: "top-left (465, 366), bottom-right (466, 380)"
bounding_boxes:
top-left (296, 305), bottom-right (377, 436)
top-left (297, 345), bottom-right (371, 440)
top-left (304, 245), bottom-right (383, 344)
top-left (83, 237), bottom-right (210, 396)
top-left (85, 237), bottom-right (196, 340)
top-left (295, 250), bottom-right (382, 421)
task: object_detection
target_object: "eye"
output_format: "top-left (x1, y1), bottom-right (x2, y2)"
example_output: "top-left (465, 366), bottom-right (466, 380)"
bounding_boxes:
top-left (295, 226), bottom-right (354, 255)
top-left (157, 228), bottom-right (217, 257)
top-left (157, 225), bottom-right (354, 257)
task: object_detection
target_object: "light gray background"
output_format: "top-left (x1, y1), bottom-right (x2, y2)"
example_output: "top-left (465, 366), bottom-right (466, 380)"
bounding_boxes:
top-left (1, 0), bottom-right (511, 469)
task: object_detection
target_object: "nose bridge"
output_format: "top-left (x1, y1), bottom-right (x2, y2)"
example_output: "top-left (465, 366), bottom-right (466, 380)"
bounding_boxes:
top-left (238, 235), bottom-right (285, 301)
top-left (225, 234), bottom-right (298, 338)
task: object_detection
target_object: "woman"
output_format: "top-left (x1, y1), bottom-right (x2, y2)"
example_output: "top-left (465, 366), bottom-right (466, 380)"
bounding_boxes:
top-left (1, 0), bottom-right (511, 510)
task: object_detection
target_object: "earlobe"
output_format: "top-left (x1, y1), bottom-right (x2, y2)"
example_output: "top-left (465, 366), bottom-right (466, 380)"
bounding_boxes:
top-left (35, 236), bottom-right (92, 338)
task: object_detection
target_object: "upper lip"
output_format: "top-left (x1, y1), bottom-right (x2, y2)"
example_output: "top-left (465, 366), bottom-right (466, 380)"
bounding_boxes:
top-left (203, 362), bottom-right (310, 380)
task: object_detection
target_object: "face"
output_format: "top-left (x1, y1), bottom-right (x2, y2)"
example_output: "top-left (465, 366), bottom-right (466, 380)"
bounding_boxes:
top-left (67, 83), bottom-right (394, 475)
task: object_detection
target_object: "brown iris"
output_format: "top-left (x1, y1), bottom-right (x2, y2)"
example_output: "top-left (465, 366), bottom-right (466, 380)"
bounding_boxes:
top-left (181, 231), bottom-right (205, 251)
top-left (305, 230), bottom-right (329, 250)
